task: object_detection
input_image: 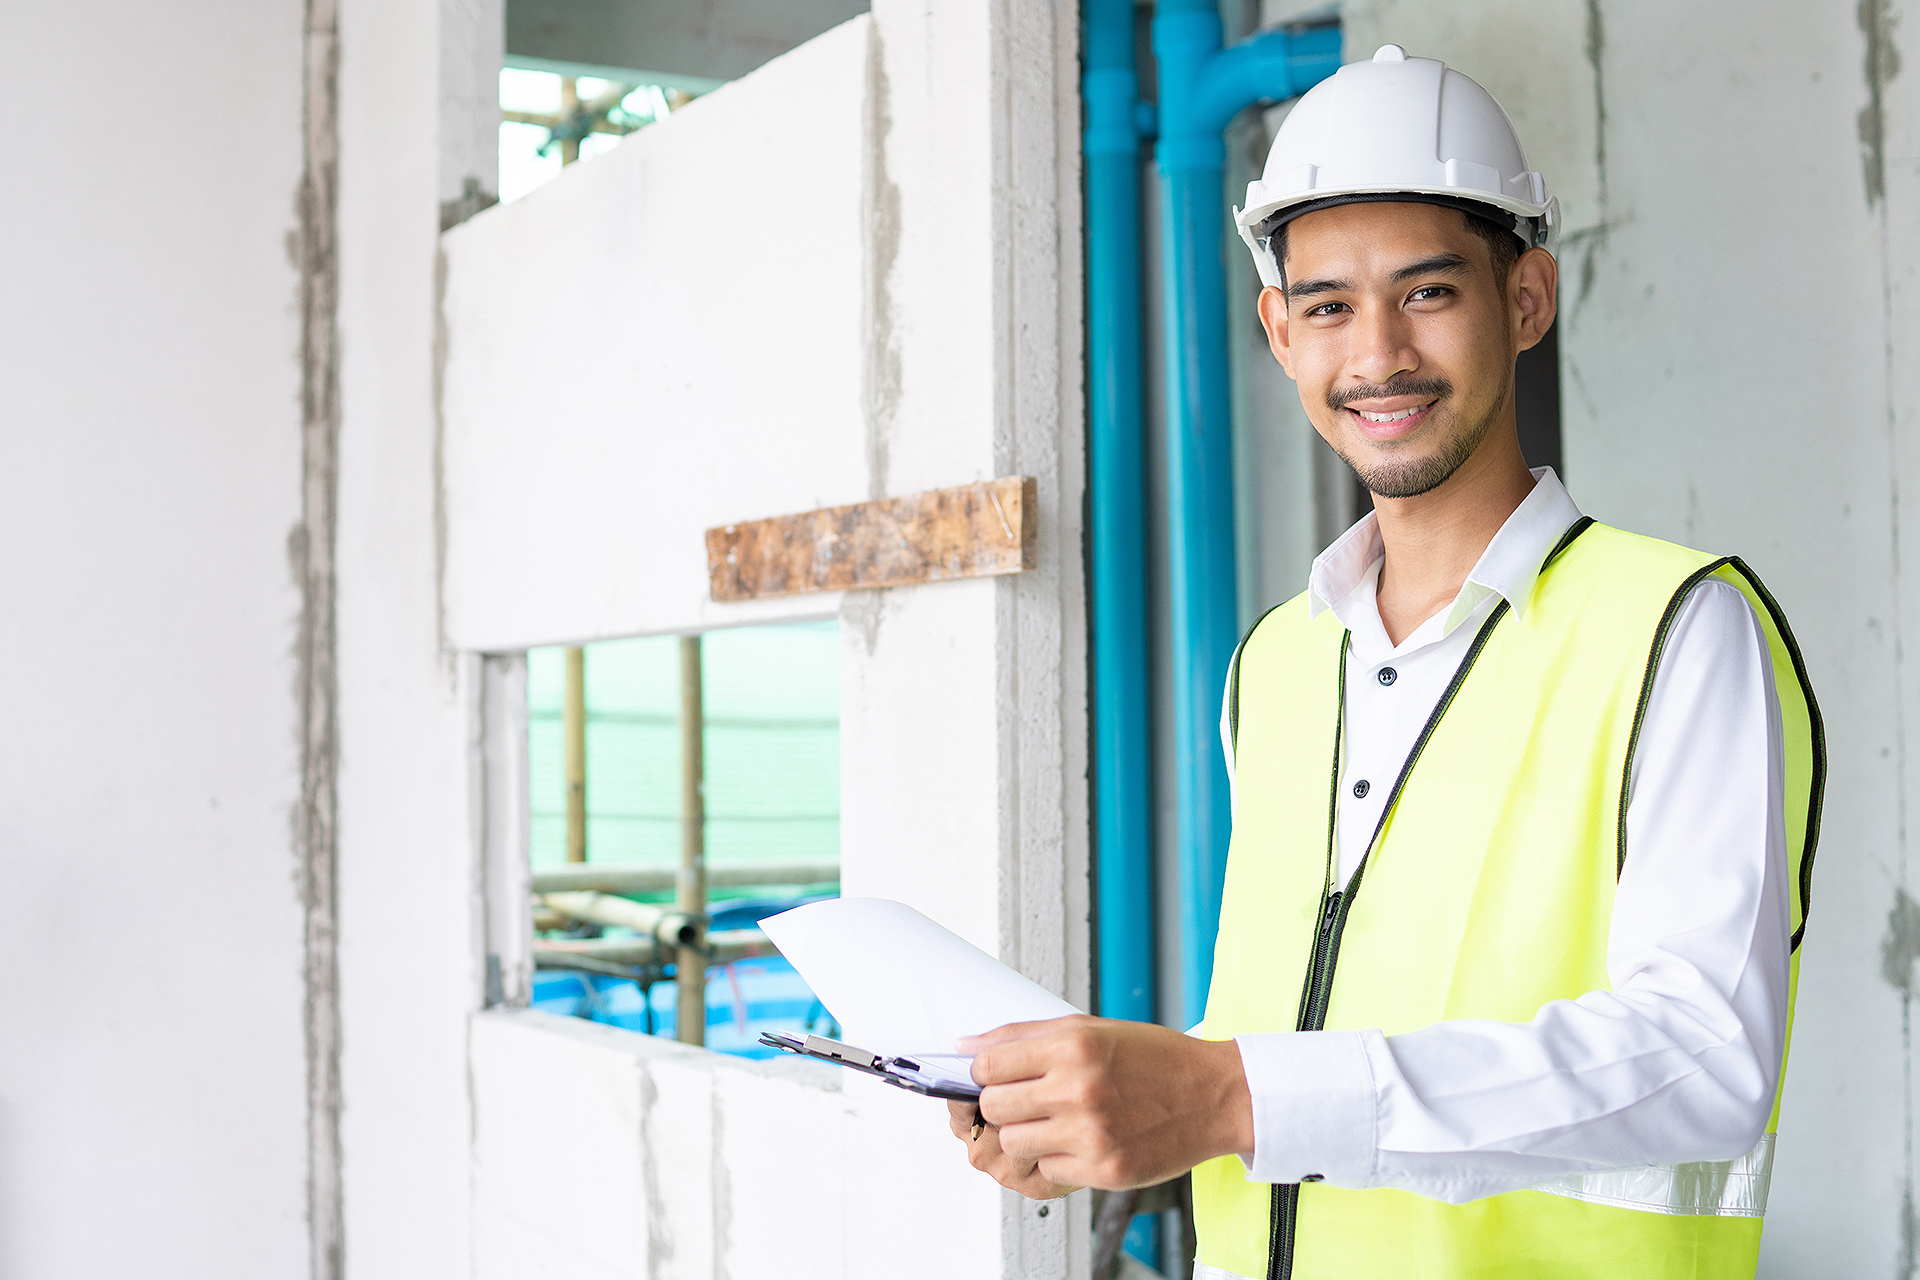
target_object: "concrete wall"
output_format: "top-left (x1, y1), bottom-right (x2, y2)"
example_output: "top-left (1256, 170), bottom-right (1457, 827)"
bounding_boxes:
top-left (334, 0), bottom-right (504, 1275)
top-left (0, 2), bottom-right (313, 1276)
top-left (441, 18), bottom-right (869, 650)
top-left (436, 5), bottom-right (1088, 1277)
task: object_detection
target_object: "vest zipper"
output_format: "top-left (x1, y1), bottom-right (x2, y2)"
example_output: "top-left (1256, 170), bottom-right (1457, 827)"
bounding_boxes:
top-left (1267, 594), bottom-right (1522, 1280)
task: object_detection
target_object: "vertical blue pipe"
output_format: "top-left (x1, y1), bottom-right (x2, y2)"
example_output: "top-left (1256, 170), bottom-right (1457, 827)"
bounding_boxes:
top-left (1086, 5), bottom-right (1160, 1269)
top-left (1153, 6), bottom-right (1341, 1027)
top-left (1085, 0), bottom-right (1154, 1034)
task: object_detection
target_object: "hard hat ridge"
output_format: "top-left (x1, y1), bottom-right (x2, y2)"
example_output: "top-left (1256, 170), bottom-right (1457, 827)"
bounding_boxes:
top-left (1234, 44), bottom-right (1559, 289)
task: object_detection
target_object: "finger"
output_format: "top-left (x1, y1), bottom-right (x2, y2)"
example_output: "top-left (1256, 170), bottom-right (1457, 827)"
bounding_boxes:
top-left (947, 1100), bottom-right (973, 1139)
top-left (977, 1078), bottom-right (1058, 1127)
top-left (970, 1033), bottom-right (1077, 1086)
top-left (995, 1112), bottom-right (1087, 1163)
top-left (955, 1014), bottom-right (1093, 1054)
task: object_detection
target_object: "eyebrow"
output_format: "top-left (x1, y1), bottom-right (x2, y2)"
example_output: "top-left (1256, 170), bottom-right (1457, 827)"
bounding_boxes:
top-left (1285, 252), bottom-right (1476, 303)
top-left (1390, 252), bottom-right (1473, 283)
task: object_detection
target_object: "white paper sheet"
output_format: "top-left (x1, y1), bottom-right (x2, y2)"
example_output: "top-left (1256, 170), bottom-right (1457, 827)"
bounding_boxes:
top-left (760, 897), bottom-right (1082, 1058)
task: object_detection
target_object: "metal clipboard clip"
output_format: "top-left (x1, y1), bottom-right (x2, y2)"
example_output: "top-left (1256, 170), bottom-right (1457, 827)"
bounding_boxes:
top-left (758, 1030), bottom-right (982, 1102)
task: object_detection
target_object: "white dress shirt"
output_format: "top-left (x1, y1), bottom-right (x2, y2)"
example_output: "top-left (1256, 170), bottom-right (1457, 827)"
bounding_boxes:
top-left (1219, 469), bottom-right (1790, 1204)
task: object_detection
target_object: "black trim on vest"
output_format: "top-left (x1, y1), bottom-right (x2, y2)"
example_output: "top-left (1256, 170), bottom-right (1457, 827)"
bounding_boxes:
top-left (1230, 600), bottom-right (1294, 758)
top-left (1618, 555), bottom-right (1827, 952)
top-left (1265, 517), bottom-right (1595, 1280)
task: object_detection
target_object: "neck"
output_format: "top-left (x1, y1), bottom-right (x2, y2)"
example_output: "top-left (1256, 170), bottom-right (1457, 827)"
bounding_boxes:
top-left (1369, 422), bottom-right (1536, 647)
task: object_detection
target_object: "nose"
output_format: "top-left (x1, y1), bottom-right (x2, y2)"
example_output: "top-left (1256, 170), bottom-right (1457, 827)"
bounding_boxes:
top-left (1348, 303), bottom-right (1418, 388)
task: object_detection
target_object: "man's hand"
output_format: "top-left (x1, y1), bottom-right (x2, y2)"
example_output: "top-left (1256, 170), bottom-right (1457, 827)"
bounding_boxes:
top-left (946, 1100), bottom-right (1081, 1201)
top-left (952, 1014), bottom-right (1254, 1194)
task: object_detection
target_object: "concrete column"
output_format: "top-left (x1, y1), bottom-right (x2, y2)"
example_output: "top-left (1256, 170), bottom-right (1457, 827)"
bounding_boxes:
top-left (334, 0), bottom-right (502, 1274)
top-left (839, 2), bottom-right (1090, 1275)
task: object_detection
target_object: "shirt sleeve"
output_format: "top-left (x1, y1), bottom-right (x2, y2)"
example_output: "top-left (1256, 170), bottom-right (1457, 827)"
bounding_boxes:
top-left (1232, 577), bottom-right (1792, 1202)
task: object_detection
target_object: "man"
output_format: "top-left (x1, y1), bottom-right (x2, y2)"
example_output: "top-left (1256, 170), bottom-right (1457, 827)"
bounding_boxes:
top-left (946, 45), bottom-right (1822, 1280)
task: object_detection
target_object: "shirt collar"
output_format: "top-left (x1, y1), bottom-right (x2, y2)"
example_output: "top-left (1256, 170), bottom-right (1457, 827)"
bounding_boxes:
top-left (1307, 468), bottom-right (1584, 637)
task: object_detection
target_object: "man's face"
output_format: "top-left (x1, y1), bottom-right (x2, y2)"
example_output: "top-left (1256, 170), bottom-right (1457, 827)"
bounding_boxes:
top-left (1257, 201), bottom-right (1554, 500)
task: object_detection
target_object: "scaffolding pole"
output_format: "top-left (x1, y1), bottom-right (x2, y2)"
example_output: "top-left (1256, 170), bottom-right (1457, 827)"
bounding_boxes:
top-left (677, 635), bottom-right (707, 1045)
top-left (563, 646), bottom-right (587, 863)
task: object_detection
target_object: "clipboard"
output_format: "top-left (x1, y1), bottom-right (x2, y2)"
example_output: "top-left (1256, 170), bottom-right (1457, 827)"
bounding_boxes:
top-left (759, 1030), bottom-right (982, 1102)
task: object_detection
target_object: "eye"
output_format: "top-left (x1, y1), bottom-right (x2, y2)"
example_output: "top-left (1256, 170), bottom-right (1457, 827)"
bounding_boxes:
top-left (1305, 300), bottom-right (1350, 318)
top-left (1408, 285), bottom-right (1453, 303)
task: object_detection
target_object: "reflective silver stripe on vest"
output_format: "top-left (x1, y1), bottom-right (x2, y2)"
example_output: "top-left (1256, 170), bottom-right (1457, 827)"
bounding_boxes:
top-left (1532, 1132), bottom-right (1774, 1218)
top-left (1193, 1265), bottom-right (1257, 1280)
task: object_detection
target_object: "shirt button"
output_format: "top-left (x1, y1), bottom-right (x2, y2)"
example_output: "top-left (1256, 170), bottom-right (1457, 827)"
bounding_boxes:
top-left (1352, 779), bottom-right (1370, 799)
top-left (1378, 666), bottom-right (1397, 686)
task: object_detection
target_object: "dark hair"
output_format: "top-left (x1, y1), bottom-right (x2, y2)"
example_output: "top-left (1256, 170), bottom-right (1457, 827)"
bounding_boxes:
top-left (1271, 207), bottom-right (1522, 294)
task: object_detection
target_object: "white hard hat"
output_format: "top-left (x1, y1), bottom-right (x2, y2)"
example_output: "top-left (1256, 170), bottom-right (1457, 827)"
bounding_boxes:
top-left (1235, 44), bottom-right (1559, 289)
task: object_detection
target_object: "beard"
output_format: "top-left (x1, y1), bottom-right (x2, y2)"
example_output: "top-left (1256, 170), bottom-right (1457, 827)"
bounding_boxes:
top-left (1327, 375), bottom-right (1505, 499)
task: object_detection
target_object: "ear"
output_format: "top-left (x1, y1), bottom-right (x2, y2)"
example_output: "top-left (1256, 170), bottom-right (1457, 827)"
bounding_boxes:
top-left (1257, 286), bottom-right (1297, 381)
top-left (1510, 247), bottom-right (1558, 354)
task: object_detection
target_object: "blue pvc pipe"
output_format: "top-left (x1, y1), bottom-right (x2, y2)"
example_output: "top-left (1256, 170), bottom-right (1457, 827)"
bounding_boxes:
top-left (1085, 0), bottom-right (1155, 1033)
top-left (1153, 6), bottom-right (1341, 1026)
top-left (1086, 5), bottom-right (1160, 1268)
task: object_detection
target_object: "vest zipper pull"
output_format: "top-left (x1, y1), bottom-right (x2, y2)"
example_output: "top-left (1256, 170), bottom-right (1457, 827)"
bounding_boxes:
top-left (1321, 891), bottom-right (1343, 932)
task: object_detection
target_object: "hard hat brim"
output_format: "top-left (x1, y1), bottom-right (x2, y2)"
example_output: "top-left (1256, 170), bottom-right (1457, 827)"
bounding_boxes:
top-left (1244, 191), bottom-right (1528, 243)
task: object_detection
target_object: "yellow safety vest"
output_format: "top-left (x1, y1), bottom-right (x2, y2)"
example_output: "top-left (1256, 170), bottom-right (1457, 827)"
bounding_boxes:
top-left (1192, 519), bottom-right (1824, 1280)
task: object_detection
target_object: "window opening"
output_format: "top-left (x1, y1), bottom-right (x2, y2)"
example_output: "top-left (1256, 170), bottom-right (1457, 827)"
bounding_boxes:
top-left (498, 67), bottom-right (691, 204)
top-left (525, 621), bottom-right (841, 1057)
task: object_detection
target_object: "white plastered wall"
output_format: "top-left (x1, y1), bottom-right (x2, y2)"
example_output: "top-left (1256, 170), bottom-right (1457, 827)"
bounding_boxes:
top-left (0, 2), bottom-right (312, 1276)
top-left (429, 6), bottom-right (1090, 1277)
top-left (334, 0), bottom-right (505, 1274)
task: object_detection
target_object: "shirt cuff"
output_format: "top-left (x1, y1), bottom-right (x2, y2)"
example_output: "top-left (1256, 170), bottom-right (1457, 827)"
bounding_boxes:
top-left (1234, 1030), bottom-right (1378, 1186)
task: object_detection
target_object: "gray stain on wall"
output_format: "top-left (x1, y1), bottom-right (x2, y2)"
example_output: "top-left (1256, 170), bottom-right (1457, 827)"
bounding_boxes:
top-left (295, 1), bottom-right (344, 1276)
top-left (864, 20), bottom-right (902, 502)
top-left (1887, 888), bottom-right (1920, 1277)
top-left (1859, 0), bottom-right (1902, 207)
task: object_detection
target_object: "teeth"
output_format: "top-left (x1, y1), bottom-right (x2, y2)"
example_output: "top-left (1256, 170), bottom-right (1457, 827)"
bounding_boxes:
top-left (1357, 406), bottom-right (1422, 423)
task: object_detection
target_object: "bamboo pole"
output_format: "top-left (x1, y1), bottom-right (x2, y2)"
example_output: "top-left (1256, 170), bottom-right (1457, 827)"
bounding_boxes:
top-left (529, 860), bottom-right (838, 896)
top-left (563, 646), bottom-right (587, 863)
top-left (558, 77), bottom-right (581, 166)
top-left (677, 635), bottom-right (706, 1045)
top-left (534, 927), bottom-right (773, 970)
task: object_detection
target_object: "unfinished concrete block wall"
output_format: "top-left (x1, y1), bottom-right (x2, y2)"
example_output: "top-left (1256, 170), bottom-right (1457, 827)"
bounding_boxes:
top-left (418, 3), bottom-right (1086, 1276)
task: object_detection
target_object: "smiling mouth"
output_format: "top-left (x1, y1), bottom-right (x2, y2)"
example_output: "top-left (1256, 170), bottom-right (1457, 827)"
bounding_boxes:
top-left (1342, 399), bottom-right (1438, 439)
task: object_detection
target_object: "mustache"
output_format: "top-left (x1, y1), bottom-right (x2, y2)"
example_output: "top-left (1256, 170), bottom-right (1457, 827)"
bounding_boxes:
top-left (1328, 377), bottom-right (1452, 413)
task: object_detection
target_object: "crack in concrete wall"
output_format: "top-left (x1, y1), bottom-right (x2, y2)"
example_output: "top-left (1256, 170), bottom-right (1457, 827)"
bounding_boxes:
top-left (842, 588), bottom-right (886, 658)
top-left (1575, 0), bottom-right (1609, 317)
top-left (295, 0), bottom-right (343, 1276)
top-left (863, 19), bottom-right (901, 501)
